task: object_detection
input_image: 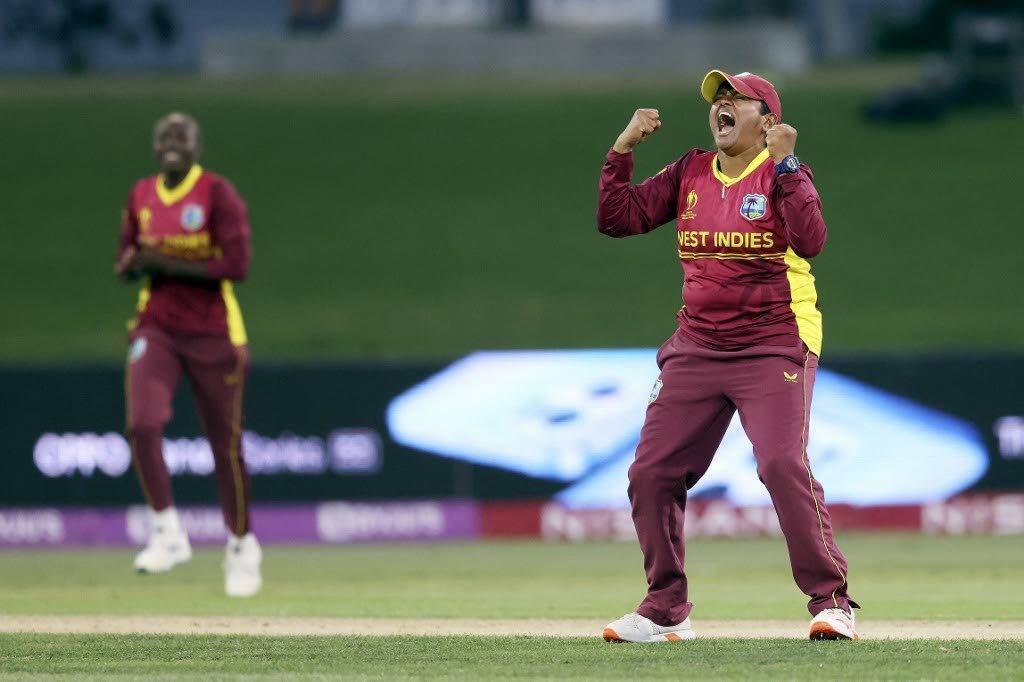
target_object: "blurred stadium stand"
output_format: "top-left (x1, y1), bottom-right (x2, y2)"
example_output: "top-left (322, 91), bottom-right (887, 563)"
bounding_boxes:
top-left (0, 0), bottom-right (286, 72)
top-left (867, 5), bottom-right (1024, 119)
top-left (200, 23), bottom-right (809, 80)
top-left (7, 0), bottom-right (1012, 77)
top-left (3, 0), bottom-right (1019, 102)
top-left (3, 1), bottom-right (1020, 105)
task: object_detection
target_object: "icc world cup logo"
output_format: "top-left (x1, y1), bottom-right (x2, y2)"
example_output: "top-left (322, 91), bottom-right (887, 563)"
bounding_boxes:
top-left (680, 190), bottom-right (698, 220)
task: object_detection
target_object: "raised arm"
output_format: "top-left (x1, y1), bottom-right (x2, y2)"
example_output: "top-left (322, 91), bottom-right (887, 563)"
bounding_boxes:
top-left (767, 123), bottom-right (827, 258)
top-left (597, 108), bottom-right (689, 238)
top-left (774, 167), bottom-right (827, 258)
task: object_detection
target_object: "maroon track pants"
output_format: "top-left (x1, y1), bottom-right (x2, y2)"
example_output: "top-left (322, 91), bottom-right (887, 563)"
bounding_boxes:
top-left (125, 323), bottom-right (252, 536)
top-left (631, 330), bottom-right (856, 626)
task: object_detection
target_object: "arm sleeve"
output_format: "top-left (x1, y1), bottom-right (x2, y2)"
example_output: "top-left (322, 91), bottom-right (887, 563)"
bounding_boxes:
top-left (117, 187), bottom-right (138, 261)
top-left (206, 178), bottom-right (252, 281)
top-left (773, 164), bottom-right (827, 258)
top-left (596, 149), bottom-right (693, 238)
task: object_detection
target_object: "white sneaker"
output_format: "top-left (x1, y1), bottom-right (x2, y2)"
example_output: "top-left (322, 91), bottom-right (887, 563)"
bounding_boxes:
top-left (133, 507), bottom-right (192, 574)
top-left (224, 533), bottom-right (262, 598)
top-left (603, 612), bottom-right (695, 643)
top-left (809, 607), bottom-right (859, 640)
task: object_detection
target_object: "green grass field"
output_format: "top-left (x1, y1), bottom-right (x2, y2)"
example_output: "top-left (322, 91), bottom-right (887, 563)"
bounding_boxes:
top-left (2, 534), bottom-right (1023, 679)
top-left (3, 634), bottom-right (1021, 680)
top-left (3, 534), bottom-right (1023, 619)
top-left (2, 72), bottom-right (1023, 362)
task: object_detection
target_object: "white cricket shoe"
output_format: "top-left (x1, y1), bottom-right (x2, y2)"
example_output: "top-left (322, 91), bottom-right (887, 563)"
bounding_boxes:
top-left (603, 612), bottom-right (695, 643)
top-left (224, 533), bottom-right (262, 598)
top-left (133, 507), bottom-right (192, 574)
top-left (809, 608), bottom-right (859, 640)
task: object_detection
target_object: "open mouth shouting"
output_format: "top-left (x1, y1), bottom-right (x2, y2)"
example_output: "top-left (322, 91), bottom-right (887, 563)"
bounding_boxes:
top-left (716, 109), bottom-right (736, 136)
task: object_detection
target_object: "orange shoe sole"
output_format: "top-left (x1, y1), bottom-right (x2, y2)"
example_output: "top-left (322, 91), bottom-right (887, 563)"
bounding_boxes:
top-left (809, 622), bottom-right (859, 641)
top-left (602, 628), bottom-right (690, 643)
top-left (603, 628), bottom-right (625, 642)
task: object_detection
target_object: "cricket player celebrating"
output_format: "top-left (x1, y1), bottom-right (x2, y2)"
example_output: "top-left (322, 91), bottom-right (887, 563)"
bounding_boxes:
top-left (597, 71), bottom-right (858, 641)
top-left (115, 112), bottom-right (261, 597)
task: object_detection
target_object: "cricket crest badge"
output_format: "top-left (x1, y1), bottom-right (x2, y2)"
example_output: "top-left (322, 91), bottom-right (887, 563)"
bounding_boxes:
top-left (740, 193), bottom-right (767, 220)
top-left (181, 203), bottom-right (206, 232)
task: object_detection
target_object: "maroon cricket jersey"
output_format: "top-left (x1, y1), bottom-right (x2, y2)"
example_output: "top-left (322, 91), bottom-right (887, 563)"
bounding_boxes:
top-left (118, 165), bottom-right (251, 344)
top-left (597, 148), bottom-right (826, 355)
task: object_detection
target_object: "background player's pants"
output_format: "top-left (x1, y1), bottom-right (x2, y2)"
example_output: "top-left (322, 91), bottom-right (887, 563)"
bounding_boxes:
top-left (125, 323), bottom-right (252, 536)
top-left (630, 331), bottom-right (857, 626)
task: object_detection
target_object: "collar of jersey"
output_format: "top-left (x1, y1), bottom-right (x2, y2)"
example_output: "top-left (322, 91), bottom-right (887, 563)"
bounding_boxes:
top-left (712, 148), bottom-right (770, 187)
top-left (156, 164), bottom-right (203, 206)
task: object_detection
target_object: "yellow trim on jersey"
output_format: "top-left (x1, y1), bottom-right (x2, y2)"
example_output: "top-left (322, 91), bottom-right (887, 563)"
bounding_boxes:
top-left (136, 278), bottom-right (151, 313)
top-left (127, 277), bottom-right (152, 331)
top-left (712, 148), bottom-right (771, 187)
top-left (221, 280), bottom-right (248, 347)
top-left (679, 250), bottom-right (787, 260)
top-left (156, 164), bottom-right (203, 206)
top-left (784, 247), bottom-right (822, 356)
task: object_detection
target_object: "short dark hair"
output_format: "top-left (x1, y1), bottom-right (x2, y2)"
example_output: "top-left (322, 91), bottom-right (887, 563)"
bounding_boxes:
top-left (759, 101), bottom-right (771, 116)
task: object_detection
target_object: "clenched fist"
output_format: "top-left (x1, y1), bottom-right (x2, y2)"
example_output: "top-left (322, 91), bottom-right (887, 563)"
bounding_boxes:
top-left (613, 108), bottom-right (662, 153)
top-left (766, 123), bottom-right (797, 163)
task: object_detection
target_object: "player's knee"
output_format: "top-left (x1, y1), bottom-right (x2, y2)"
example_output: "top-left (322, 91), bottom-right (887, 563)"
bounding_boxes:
top-left (628, 459), bottom-right (673, 497)
top-left (126, 419), bottom-right (163, 444)
top-left (756, 455), bottom-right (805, 487)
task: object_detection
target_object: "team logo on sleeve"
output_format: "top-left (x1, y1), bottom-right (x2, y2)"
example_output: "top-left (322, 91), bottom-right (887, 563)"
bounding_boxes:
top-left (648, 378), bottom-right (664, 404)
top-left (128, 337), bottom-right (148, 363)
top-left (180, 203), bottom-right (206, 232)
top-left (740, 194), bottom-right (768, 220)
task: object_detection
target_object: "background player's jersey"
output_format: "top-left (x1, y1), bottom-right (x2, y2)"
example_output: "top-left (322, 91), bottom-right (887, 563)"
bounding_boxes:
top-left (597, 147), bottom-right (826, 355)
top-left (118, 165), bottom-right (251, 345)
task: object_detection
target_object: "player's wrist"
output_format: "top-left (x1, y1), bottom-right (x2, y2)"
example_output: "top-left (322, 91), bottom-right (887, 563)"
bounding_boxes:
top-left (774, 154), bottom-right (799, 174)
top-left (612, 140), bottom-right (635, 154)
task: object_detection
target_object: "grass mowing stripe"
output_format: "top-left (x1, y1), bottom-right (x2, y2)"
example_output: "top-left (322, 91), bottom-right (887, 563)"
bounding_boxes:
top-left (1, 634), bottom-right (1022, 680)
top-left (1, 536), bottom-right (1022, 621)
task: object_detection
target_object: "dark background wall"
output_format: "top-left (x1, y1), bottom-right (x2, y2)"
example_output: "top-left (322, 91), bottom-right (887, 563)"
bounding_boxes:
top-left (3, 356), bottom-right (1021, 506)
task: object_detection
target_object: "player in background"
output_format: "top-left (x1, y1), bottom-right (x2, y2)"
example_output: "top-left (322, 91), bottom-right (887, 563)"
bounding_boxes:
top-left (115, 112), bottom-right (261, 597)
top-left (597, 71), bottom-right (858, 641)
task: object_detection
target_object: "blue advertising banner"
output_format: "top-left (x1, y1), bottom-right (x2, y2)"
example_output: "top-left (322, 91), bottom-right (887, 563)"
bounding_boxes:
top-left (1, 353), bottom-right (1021, 508)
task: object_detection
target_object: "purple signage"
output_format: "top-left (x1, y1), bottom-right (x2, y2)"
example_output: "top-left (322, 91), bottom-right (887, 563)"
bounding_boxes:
top-left (0, 501), bottom-right (480, 548)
